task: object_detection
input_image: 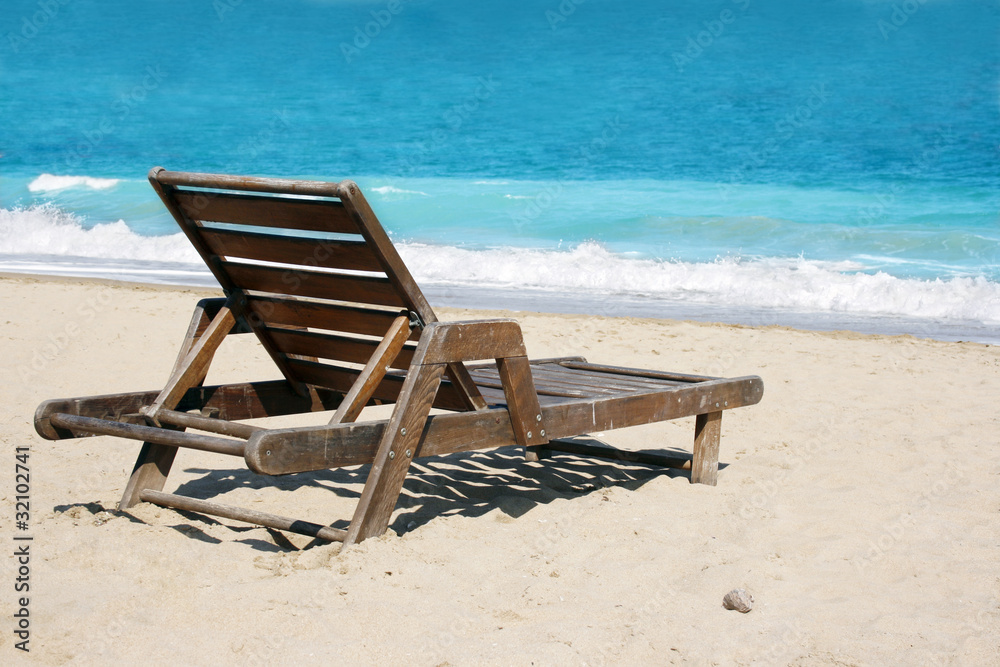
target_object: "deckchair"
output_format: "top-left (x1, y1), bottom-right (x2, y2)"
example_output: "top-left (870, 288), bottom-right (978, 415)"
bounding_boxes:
top-left (35, 168), bottom-right (764, 548)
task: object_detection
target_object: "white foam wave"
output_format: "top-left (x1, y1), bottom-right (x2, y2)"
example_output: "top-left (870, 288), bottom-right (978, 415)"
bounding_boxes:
top-left (398, 241), bottom-right (1000, 323)
top-left (28, 174), bottom-right (121, 192)
top-left (0, 206), bottom-right (995, 324)
top-left (0, 205), bottom-right (199, 263)
top-left (369, 186), bottom-right (429, 196)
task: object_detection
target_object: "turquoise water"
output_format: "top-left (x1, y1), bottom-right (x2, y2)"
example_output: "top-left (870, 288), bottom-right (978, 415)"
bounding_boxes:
top-left (1, 0), bottom-right (998, 338)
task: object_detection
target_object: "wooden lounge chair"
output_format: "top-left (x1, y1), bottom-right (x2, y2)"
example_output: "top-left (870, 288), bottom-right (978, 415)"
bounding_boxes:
top-left (34, 168), bottom-right (764, 548)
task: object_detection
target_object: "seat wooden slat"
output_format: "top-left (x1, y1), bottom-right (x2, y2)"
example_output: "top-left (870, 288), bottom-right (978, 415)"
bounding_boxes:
top-left (266, 327), bottom-right (415, 369)
top-left (529, 364), bottom-right (686, 391)
top-left (224, 261), bottom-right (406, 307)
top-left (174, 191), bottom-right (358, 234)
top-left (556, 360), bottom-right (713, 383)
top-left (200, 227), bottom-right (382, 273)
top-left (469, 371), bottom-right (596, 399)
top-left (246, 296), bottom-right (418, 340)
top-left (471, 365), bottom-right (634, 397)
top-left (285, 358), bottom-right (468, 411)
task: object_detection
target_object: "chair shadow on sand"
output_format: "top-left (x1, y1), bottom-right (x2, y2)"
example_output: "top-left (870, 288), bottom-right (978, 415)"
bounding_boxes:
top-left (78, 438), bottom-right (724, 553)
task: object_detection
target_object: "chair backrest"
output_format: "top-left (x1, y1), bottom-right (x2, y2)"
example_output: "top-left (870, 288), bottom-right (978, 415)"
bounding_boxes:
top-left (149, 168), bottom-right (484, 410)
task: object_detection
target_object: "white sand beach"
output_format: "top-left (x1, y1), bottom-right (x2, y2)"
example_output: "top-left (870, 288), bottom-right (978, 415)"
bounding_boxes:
top-left (3, 274), bottom-right (998, 665)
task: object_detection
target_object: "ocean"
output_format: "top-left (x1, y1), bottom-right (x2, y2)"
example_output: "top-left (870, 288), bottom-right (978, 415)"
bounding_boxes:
top-left (2, 0), bottom-right (998, 341)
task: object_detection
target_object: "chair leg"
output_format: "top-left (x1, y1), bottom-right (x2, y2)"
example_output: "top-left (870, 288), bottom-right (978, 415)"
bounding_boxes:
top-left (691, 411), bottom-right (722, 486)
top-left (344, 363), bottom-right (445, 546)
top-left (119, 442), bottom-right (179, 509)
top-left (120, 301), bottom-right (233, 509)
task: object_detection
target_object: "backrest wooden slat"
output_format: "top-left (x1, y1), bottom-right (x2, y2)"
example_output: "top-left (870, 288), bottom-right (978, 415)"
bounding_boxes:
top-left (200, 228), bottom-right (382, 273)
top-left (223, 261), bottom-right (406, 307)
top-left (265, 327), bottom-right (416, 369)
top-left (174, 191), bottom-right (358, 234)
top-left (246, 296), bottom-right (420, 341)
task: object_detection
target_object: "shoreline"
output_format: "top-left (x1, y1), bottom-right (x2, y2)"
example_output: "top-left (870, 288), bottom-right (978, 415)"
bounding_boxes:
top-left (2, 269), bottom-right (995, 346)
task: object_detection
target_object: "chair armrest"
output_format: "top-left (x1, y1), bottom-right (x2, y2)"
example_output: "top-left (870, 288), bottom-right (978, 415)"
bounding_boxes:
top-left (415, 319), bottom-right (548, 449)
top-left (417, 319), bottom-right (527, 365)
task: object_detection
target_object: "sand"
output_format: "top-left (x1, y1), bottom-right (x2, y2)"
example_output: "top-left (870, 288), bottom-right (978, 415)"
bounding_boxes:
top-left (2, 274), bottom-right (998, 665)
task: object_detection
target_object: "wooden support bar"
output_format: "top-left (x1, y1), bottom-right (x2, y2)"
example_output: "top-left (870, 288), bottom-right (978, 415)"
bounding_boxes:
top-left (344, 363), bottom-right (446, 546)
top-left (139, 490), bottom-right (346, 543)
top-left (152, 409), bottom-right (261, 439)
top-left (34, 380), bottom-right (345, 441)
top-left (539, 439), bottom-right (692, 470)
top-left (496, 355), bottom-right (548, 460)
top-left (330, 315), bottom-right (412, 424)
top-left (148, 301), bottom-right (236, 415)
top-left (49, 414), bottom-right (245, 457)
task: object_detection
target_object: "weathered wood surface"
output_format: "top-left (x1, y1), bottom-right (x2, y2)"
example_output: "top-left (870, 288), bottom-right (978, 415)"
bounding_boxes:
top-left (497, 355), bottom-right (548, 453)
top-left (222, 261), bottom-right (405, 307)
top-left (691, 411), bottom-right (723, 486)
top-left (246, 297), bottom-right (418, 340)
top-left (330, 315), bottom-right (412, 424)
top-left (173, 191), bottom-right (358, 234)
top-left (34, 380), bottom-right (343, 440)
top-left (50, 413), bottom-right (245, 456)
top-left (265, 326), bottom-right (416, 369)
top-left (556, 360), bottom-right (716, 383)
top-left (419, 320), bottom-right (527, 364)
top-left (147, 301), bottom-right (236, 416)
top-left (245, 376), bottom-right (764, 475)
top-left (120, 443), bottom-right (179, 510)
top-left (140, 490), bottom-right (346, 543)
top-left (153, 168), bottom-right (342, 197)
top-left (200, 227), bottom-right (382, 273)
top-left (345, 364), bottom-right (446, 545)
top-left (152, 408), bottom-right (262, 439)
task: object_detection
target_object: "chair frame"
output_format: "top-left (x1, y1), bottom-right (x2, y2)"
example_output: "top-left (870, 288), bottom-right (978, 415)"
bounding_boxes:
top-left (34, 168), bottom-right (764, 548)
